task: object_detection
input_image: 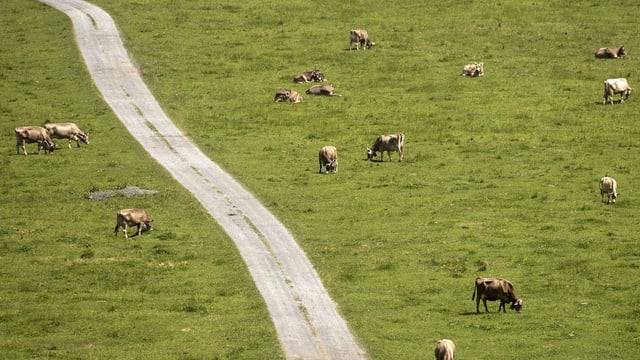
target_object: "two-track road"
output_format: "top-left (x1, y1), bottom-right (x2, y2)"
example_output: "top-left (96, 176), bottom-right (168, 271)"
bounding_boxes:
top-left (39, 0), bottom-right (366, 358)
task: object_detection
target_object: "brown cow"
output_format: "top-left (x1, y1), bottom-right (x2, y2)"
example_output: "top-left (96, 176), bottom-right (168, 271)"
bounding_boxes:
top-left (274, 89), bottom-right (303, 103)
top-left (15, 126), bottom-right (56, 155)
top-left (114, 208), bottom-right (154, 238)
top-left (349, 29), bottom-right (375, 50)
top-left (434, 339), bottom-right (456, 360)
top-left (366, 133), bottom-right (404, 162)
top-left (595, 45), bottom-right (626, 59)
top-left (472, 277), bottom-right (523, 313)
top-left (294, 69), bottom-right (327, 83)
top-left (45, 122), bottom-right (89, 149)
top-left (318, 146), bottom-right (338, 174)
top-left (600, 176), bottom-right (618, 204)
top-left (306, 84), bottom-right (342, 97)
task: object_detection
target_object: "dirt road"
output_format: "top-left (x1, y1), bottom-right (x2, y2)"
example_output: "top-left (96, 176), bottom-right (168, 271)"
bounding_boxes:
top-left (39, 0), bottom-right (366, 358)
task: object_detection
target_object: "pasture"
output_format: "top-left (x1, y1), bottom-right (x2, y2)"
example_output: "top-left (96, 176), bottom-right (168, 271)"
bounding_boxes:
top-left (2, 0), bottom-right (640, 358)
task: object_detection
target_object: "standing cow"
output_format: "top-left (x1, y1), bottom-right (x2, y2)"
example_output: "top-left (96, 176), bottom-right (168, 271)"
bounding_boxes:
top-left (472, 277), bottom-right (523, 313)
top-left (366, 133), bottom-right (404, 162)
top-left (15, 126), bottom-right (56, 155)
top-left (594, 45), bottom-right (626, 59)
top-left (349, 29), bottom-right (375, 50)
top-left (114, 208), bottom-right (154, 238)
top-left (45, 122), bottom-right (89, 149)
top-left (461, 62), bottom-right (484, 77)
top-left (318, 146), bottom-right (338, 174)
top-left (294, 69), bottom-right (326, 83)
top-left (600, 176), bottom-right (618, 204)
top-left (434, 339), bottom-right (456, 360)
top-left (603, 78), bottom-right (632, 104)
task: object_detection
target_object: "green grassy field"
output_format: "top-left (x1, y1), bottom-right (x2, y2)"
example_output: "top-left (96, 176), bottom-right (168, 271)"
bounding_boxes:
top-left (2, 0), bottom-right (640, 358)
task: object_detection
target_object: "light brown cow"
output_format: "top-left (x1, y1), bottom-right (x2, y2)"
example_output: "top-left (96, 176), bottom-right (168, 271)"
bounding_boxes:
top-left (603, 78), bottom-right (632, 104)
top-left (461, 62), bottom-right (484, 77)
top-left (595, 45), bottom-right (626, 59)
top-left (15, 126), bottom-right (56, 155)
top-left (600, 176), bottom-right (618, 204)
top-left (114, 208), bottom-right (154, 238)
top-left (366, 133), bottom-right (404, 162)
top-left (318, 146), bottom-right (338, 174)
top-left (274, 89), bottom-right (303, 103)
top-left (472, 277), bottom-right (523, 313)
top-left (434, 339), bottom-right (456, 360)
top-left (306, 84), bottom-right (342, 97)
top-left (45, 122), bottom-right (89, 149)
top-left (294, 69), bottom-right (326, 83)
top-left (349, 28), bottom-right (374, 50)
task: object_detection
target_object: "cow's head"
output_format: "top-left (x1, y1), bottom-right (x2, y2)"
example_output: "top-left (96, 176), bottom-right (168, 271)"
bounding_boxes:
top-left (325, 159), bottom-right (338, 173)
top-left (43, 140), bottom-right (56, 153)
top-left (366, 147), bottom-right (377, 160)
top-left (361, 38), bottom-right (375, 49)
top-left (143, 219), bottom-right (154, 231)
top-left (312, 70), bottom-right (326, 82)
top-left (78, 133), bottom-right (90, 145)
top-left (510, 298), bottom-right (523, 312)
top-left (618, 45), bottom-right (626, 57)
top-left (611, 191), bottom-right (618, 203)
top-left (476, 63), bottom-right (484, 76)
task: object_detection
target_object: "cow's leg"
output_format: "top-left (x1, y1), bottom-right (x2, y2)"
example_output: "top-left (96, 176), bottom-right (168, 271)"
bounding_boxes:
top-left (483, 299), bottom-right (490, 313)
top-left (476, 297), bottom-right (481, 313)
top-left (499, 301), bottom-right (506, 313)
top-left (123, 224), bottom-right (129, 239)
top-left (136, 223), bottom-right (143, 236)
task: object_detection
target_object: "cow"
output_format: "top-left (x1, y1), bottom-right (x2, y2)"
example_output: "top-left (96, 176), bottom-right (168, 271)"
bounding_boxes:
top-left (114, 208), bottom-right (154, 238)
top-left (603, 78), bottom-right (632, 104)
top-left (600, 176), bottom-right (618, 204)
top-left (306, 84), bottom-right (342, 97)
top-left (349, 28), bottom-right (375, 50)
top-left (595, 45), bottom-right (626, 59)
top-left (294, 69), bottom-right (326, 83)
top-left (434, 339), bottom-right (456, 360)
top-left (15, 126), bottom-right (56, 155)
top-left (45, 122), bottom-right (89, 149)
top-left (366, 133), bottom-right (404, 162)
top-left (318, 146), bottom-right (338, 174)
top-left (472, 277), bottom-right (523, 313)
top-left (274, 89), bottom-right (303, 103)
top-left (461, 62), bottom-right (484, 77)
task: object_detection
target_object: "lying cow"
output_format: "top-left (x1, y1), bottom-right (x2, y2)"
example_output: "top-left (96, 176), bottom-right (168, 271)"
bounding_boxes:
top-left (595, 45), bottom-right (626, 59)
top-left (45, 122), bottom-right (89, 149)
top-left (318, 145), bottom-right (338, 174)
top-left (294, 69), bottom-right (326, 83)
top-left (461, 62), bottom-right (484, 77)
top-left (274, 88), bottom-right (303, 103)
top-left (603, 78), bottom-right (632, 104)
top-left (366, 133), bottom-right (404, 162)
top-left (472, 277), bottom-right (523, 313)
top-left (306, 84), bottom-right (342, 97)
top-left (600, 176), bottom-right (618, 204)
top-left (15, 126), bottom-right (56, 155)
top-left (114, 208), bottom-right (154, 238)
top-left (349, 28), bottom-right (374, 50)
top-left (434, 339), bottom-right (456, 360)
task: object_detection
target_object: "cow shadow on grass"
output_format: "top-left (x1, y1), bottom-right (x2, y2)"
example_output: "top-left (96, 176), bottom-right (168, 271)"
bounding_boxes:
top-left (459, 311), bottom-right (480, 316)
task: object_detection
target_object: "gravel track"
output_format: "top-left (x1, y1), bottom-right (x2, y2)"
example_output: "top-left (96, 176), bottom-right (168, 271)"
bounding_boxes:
top-left (39, 1), bottom-right (366, 358)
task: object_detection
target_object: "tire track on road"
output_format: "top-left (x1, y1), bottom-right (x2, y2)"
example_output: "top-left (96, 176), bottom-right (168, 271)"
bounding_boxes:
top-left (39, 1), bottom-right (366, 358)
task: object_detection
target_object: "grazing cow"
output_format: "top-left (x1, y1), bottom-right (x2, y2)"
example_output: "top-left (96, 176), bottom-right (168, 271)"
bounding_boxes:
top-left (45, 122), bottom-right (89, 149)
top-left (600, 176), bottom-right (618, 204)
top-left (461, 62), bottom-right (484, 77)
top-left (306, 84), bottom-right (342, 97)
top-left (114, 208), bottom-right (154, 238)
top-left (274, 88), bottom-right (303, 103)
top-left (349, 28), bottom-right (375, 50)
top-left (434, 339), bottom-right (456, 360)
top-left (603, 78), bottom-right (632, 104)
top-left (294, 69), bottom-right (327, 83)
top-left (366, 133), bottom-right (404, 162)
top-left (472, 277), bottom-right (523, 313)
top-left (15, 126), bottom-right (56, 155)
top-left (318, 146), bottom-right (338, 174)
top-left (595, 45), bottom-right (626, 59)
